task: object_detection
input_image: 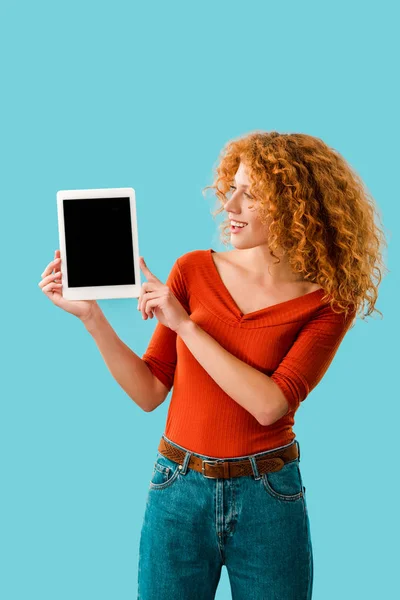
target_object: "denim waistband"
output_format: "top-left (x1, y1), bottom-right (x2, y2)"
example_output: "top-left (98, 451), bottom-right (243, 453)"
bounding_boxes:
top-left (161, 434), bottom-right (300, 463)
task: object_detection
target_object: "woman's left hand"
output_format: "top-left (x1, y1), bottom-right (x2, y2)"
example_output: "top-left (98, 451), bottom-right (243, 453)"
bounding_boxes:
top-left (138, 256), bottom-right (191, 333)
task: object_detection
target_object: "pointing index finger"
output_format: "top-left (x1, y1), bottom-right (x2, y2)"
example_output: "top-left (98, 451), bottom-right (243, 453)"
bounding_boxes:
top-left (139, 256), bottom-right (156, 280)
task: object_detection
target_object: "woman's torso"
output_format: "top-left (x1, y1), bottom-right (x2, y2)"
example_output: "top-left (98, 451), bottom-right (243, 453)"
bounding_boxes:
top-left (142, 249), bottom-right (351, 457)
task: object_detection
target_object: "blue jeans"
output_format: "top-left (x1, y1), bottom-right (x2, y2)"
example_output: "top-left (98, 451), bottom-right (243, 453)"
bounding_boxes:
top-left (138, 434), bottom-right (313, 599)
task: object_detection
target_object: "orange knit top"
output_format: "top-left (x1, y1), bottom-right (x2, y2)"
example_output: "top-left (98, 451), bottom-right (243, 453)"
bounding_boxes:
top-left (142, 249), bottom-right (355, 458)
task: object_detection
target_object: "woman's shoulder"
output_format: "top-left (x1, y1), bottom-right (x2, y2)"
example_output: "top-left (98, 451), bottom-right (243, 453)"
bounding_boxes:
top-left (176, 248), bottom-right (210, 269)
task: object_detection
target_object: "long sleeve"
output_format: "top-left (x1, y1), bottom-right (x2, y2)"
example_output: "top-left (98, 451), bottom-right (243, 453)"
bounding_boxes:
top-left (270, 304), bottom-right (356, 414)
top-left (141, 257), bottom-right (190, 391)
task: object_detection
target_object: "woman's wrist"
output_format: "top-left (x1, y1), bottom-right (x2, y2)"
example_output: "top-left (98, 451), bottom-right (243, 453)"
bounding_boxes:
top-left (175, 317), bottom-right (196, 338)
top-left (81, 303), bottom-right (104, 333)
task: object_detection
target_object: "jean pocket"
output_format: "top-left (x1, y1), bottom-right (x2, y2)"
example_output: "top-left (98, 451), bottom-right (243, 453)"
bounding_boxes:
top-left (149, 451), bottom-right (181, 490)
top-left (262, 459), bottom-right (304, 501)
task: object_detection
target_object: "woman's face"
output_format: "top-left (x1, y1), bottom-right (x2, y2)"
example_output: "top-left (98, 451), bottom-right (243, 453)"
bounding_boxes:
top-left (224, 162), bottom-right (271, 249)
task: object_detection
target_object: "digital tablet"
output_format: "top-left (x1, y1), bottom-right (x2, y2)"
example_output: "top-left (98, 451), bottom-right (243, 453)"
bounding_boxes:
top-left (56, 187), bottom-right (142, 300)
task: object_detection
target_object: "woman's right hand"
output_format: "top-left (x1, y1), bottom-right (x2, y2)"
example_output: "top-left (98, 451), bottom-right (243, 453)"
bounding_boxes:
top-left (38, 249), bottom-right (99, 322)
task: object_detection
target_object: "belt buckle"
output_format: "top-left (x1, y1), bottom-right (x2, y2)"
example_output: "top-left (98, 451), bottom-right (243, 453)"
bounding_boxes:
top-left (202, 459), bottom-right (222, 479)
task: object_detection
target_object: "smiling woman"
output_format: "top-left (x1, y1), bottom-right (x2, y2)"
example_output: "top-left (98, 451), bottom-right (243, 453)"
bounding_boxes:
top-left (39, 129), bottom-right (388, 600)
top-left (137, 129), bottom-right (388, 599)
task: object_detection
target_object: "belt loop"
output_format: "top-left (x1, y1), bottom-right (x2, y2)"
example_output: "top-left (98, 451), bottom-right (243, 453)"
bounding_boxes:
top-left (249, 456), bottom-right (261, 480)
top-left (296, 440), bottom-right (301, 462)
top-left (180, 450), bottom-right (192, 475)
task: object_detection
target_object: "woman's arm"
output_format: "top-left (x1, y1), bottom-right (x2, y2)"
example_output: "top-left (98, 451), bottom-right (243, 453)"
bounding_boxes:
top-left (82, 304), bottom-right (164, 412)
top-left (176, 306), bottom-right (355, 426)
top-left (176, 319), bottom-right (288, 425)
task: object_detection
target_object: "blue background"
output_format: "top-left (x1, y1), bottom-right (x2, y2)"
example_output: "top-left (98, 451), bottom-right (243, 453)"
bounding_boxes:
top-left (1, 1), bottom-right (398, 598)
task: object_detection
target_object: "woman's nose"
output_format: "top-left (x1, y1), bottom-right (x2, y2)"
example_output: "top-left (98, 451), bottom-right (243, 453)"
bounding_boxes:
top-left (224, 195), bottom-right (239, 210)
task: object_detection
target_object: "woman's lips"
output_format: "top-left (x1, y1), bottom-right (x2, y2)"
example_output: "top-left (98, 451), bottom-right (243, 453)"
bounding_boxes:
top-left (231, 223), bottom-right (248, 233)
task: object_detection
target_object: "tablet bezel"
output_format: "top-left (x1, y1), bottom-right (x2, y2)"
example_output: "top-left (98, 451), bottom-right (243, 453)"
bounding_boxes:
top-left (56, 187), bottom-right (142, 300)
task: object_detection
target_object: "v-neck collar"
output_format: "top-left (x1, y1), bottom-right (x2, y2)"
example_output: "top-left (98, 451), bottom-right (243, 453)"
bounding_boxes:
top-left (205, 248), bottom-right (326, 327)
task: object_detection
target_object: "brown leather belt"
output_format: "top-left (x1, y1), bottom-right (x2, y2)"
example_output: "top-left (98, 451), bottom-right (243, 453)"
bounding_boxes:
top-left (158, 437), bottom-right (299, 479)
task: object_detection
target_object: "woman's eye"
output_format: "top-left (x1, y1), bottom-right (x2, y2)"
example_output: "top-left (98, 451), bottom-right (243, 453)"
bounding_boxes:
top-left (229, 185), bottom-right (253, 199)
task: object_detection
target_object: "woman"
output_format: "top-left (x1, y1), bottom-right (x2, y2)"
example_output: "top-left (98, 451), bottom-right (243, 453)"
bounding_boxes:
top-left (39, 131), bottom-right (387, 599)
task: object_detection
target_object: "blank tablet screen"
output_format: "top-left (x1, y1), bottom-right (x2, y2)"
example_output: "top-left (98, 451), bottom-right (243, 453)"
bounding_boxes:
top-left (63, 197), bottom-right (136, 287)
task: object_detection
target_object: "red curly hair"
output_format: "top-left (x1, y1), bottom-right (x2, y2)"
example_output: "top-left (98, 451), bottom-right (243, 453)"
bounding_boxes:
top-left (203, 130), bottom-right (389, 321)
